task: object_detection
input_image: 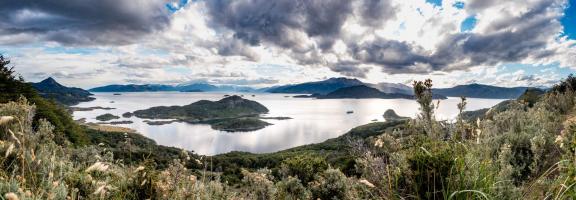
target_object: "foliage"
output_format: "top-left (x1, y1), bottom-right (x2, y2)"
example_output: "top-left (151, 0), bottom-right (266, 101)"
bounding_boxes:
top-left (280, 154), bottom-right (329, 185)
top-left (0, 54), bottom-right (88, 146)
top-left (4, 54), bottom-right (576, 199)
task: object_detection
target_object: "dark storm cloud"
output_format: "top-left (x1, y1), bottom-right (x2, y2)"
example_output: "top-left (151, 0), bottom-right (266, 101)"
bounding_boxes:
top-left (205, 0), bottom-right (354, 51)
top-left (204, 0), bottom-right (567, 75)
top-left (360, 0), bottom-right (396, 27)
top-left (348, 39), bottom-right (431, 73)
top-left (0, 0), bottom-right (171, 45)
top-left (329, 62), bottom-right (372, 78)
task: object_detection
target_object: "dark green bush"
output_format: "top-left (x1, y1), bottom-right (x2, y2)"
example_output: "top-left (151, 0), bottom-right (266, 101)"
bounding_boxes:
top-left (407, 141), bottom-right (458, 199)
top-left (280, 154), bottom-right (329, 185)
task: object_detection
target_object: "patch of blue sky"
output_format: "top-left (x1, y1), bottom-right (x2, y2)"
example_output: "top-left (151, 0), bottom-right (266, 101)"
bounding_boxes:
top-left (139, 48), bottom-right (170, 56)
top-left (165, 66), bottom-right (193, 74)
top-left (426, 0), bottom-right (442, 7)
top-left (166, 0), bottom-right (190, 13)
top-left (252, 64), bottom-right (301, 76)
top-left (44, 46), bottom-right (100, 55)
top-left (453, 2), bottom-right (465, 9)
top-left (399, 22), bottom-right (406, 31)
top-left (461, 15), bottom-right (477, 32)
top-left (561, 0), bottom-right (576, 39)
top-left (501, 62), bottom-right (575, 78)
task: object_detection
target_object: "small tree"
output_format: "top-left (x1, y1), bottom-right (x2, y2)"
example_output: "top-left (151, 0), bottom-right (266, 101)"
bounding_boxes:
top-left (456, 96), bottom-right (467, 140)
top-left (413, 79), bottom-right (436, 137)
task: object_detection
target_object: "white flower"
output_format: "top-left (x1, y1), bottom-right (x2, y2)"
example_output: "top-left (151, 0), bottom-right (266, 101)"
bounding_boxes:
top-left (4, 143), bottom-right (14, 158)
top-left (85, 162), bottom-right (109, 173)
top-left (4, 192), bottom-right (19, 200)
top-left (359, 179), bottom-right (375, 188)
top-left (135, 166), bottom-right (145, 172)
top-left (0, 116), bottom-right (14, 125)
top-left (555, 135), bottom-right (565, 148)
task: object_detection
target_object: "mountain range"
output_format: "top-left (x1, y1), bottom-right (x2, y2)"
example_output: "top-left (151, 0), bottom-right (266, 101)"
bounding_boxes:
top-left (316, 85), bottom-right (415, 99)
top-left (89, 83), bottom-right (255, 93)
top-left (266, 77), bottom-right (365, 94)
top-left (32, 77), bottom-right (95, 105)
top-left (87, 77), bottom-right (533, 99)
top-left (432, 84), bottom-right (530, 99)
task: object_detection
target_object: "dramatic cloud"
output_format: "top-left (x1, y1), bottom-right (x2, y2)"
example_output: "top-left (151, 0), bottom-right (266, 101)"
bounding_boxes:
top-left (0, 0), bottom-right (171, 45)
top-left (0, 0), bottom-right (574, 87)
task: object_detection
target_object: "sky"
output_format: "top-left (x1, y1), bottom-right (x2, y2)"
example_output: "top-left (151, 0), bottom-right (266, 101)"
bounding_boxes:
top-left (0, 0), bottom-right (575, 89)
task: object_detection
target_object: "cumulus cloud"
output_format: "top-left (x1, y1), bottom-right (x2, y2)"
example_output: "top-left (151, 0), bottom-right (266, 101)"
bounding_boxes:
top-left (0, 0), bottom-right (171, 45)
top-left (1, 0), bottom-right (575, 87)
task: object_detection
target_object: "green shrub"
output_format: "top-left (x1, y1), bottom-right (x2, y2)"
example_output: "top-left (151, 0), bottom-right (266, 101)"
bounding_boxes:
top-left (280, 154), bottom-right (328, 185)
top-left (407, 141), bottom-right (458, 199)
top-left (275, 176), bottom-right (311, 200)
top-left (310, 168), bottom-right (356, 200)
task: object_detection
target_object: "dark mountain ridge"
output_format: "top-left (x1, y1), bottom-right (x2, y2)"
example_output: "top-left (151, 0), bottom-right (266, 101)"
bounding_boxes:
top-left (432, 83), bottom-right (529, 99)
top-left (267, 77), bottom-right (364, 94)
top-left (32, 77), bottom-right (95, 105)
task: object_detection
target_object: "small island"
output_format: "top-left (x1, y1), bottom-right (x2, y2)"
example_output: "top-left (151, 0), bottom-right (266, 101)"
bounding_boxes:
top-left (69, 106), bottom-right (115, 112)
top-left (98, 120), bottom-right (133, 125)
top-left (122, 112), bottom-right (134, 118)
top-left (96, 113), bottom-right (121, 121)
top-left (143, 120), bottom-right (179, 125)
top-left (383, 109), bottom-right (410, 121)
top-left (133, 95), bottom-right (272, 131)
top-left (211, 118), bottom-right (272, 132)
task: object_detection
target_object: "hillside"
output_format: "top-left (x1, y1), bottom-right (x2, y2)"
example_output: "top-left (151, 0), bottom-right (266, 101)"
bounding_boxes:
top-left (317, 85), bottom-right (414, 99)
top-left (433, 83), bottom-right (529, 99)
top-left (315, 85), bottom-right (446, 99)
top-left (32, 77), bottom-right (95, 105)
top-left (0, 56), bottom-right (88, 145)
top-left (267, 77), bottom-right (364, 94)
top-left (368, 82), bottom-right (413, 95)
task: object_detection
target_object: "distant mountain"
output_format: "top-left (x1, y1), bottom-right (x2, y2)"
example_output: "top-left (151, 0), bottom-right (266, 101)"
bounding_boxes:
top-left (89, 84), bottom-right (177, 92)
top-left (32, 77), bottom-right (95, 105)
top-left (432, 84), bottom-right (529, 99)
top-left (317, 85), bottom-right (414, 99)
top-left (368, 82), bottom-right (413, 95)
top-left (89, 83), bottom-right (257, 93)
top-left (175, 83), bottom-right (218, 92)
top-left (267, 77), bottom-right (365, 94)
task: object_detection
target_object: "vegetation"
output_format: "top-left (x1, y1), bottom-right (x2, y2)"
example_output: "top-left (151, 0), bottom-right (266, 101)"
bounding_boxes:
top-left (4, 54), bottom-right (576, 199)
top-left (0, 55), bottom-right (89, 146)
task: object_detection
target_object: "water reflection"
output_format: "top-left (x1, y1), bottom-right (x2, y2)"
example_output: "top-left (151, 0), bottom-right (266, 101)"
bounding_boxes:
top-left (73, 92), bottom-right (506, 155)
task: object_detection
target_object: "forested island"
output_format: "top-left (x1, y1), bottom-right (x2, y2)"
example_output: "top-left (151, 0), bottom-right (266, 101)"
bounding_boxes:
top-left (132, 95), bottom-right (272, 131)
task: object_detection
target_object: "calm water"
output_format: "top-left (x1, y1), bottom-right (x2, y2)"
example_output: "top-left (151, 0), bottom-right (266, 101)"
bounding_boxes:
top-left (73, 92), bottom-right (505, 155)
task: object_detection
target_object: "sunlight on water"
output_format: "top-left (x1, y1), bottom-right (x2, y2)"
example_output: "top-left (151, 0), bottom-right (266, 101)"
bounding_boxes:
top-left (73, 92), bottom-right (506, 155)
